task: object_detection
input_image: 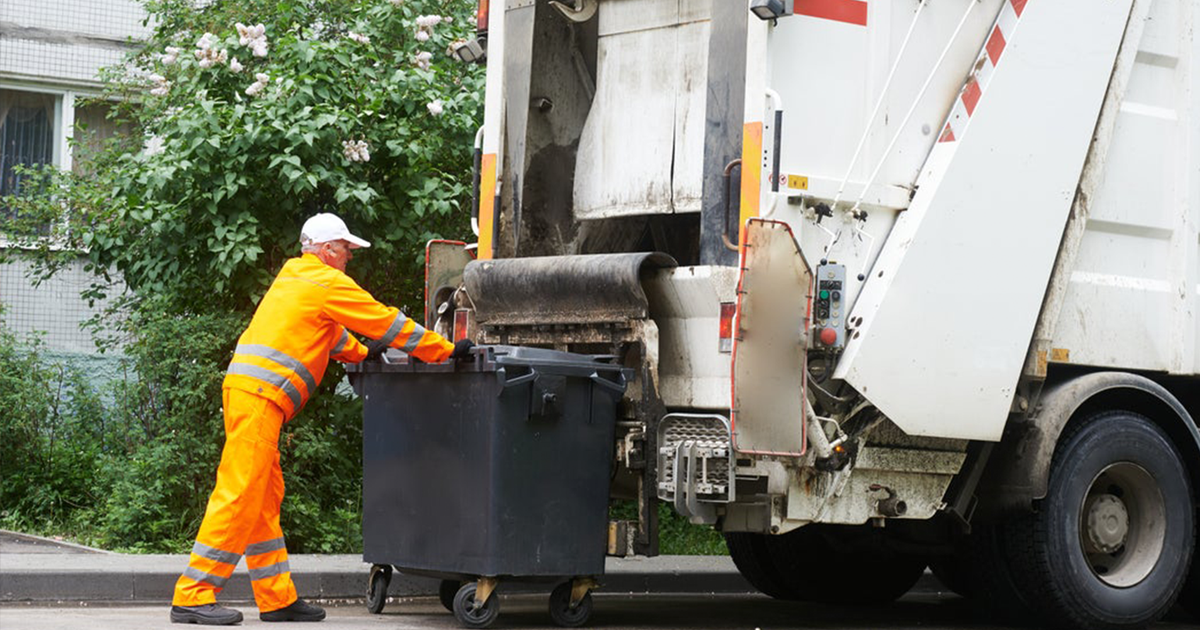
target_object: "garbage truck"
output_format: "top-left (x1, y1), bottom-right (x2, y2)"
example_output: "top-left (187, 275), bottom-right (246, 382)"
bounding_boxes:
top-left (421, 1), bottom-right (1200, 628)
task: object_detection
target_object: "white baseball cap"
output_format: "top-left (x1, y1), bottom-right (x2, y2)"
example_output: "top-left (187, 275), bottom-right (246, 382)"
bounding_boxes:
top-left (300, 213), bottom-right (371, 249)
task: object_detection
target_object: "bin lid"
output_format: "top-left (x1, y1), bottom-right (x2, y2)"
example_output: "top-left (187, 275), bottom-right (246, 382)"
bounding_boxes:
top-left (347, 345), bottom-right (625, 375)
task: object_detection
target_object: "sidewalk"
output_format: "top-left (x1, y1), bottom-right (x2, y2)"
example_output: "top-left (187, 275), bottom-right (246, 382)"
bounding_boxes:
top-left (0, 531), bottom-right (755, 605)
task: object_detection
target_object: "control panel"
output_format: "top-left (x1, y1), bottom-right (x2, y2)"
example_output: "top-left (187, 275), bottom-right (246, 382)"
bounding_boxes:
top-left (814, 263), bottom-right (846, 350)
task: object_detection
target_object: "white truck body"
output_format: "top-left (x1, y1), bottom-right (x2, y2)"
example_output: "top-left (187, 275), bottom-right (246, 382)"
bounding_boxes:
top-left (449, 1), bottom-right (1200, 627)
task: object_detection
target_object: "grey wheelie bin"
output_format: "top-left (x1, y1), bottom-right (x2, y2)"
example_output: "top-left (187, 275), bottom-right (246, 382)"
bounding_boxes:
top-left (349, 345), bottom-right (628, 628)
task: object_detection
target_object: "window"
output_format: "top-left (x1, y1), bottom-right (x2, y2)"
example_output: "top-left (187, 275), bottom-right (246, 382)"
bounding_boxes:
top-left (0, 89), bottom-right (59, 202)
top-left (73, 99), bottom-right (130, 176)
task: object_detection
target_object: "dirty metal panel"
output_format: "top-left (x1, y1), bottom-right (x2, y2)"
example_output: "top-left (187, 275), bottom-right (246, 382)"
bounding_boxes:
top-left (464, 252), bottom-right (677, 326)
top-left (732, 220), bottom-right (812, 456)
top-left (786, 465), bottom-right (958, 525)
top-left (670, 18), bottom-right (710, 216)
top-left (574, 0), bottom-right (710, 219)
top-left (699, 0), bottom-right (748, 267)
top-left (1052, 0), bottom-right (1199, 376)
top-left (425, 241), bottom-right (474, 329)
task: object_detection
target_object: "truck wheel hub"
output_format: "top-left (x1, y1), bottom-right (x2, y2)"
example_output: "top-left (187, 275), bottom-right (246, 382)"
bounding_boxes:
top-left (1084, 493), bottom-right (1129, 554)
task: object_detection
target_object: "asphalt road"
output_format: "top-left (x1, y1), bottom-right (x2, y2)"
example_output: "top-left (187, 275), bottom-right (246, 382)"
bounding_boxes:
top-left (3, 593), bottom-right (1198, 630)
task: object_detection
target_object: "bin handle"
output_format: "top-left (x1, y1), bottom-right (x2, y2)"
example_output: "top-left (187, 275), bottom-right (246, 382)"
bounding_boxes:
top-left (498, 366), bottom-right (539, 391)
top-left (590, 370), bottom-right (626, 397)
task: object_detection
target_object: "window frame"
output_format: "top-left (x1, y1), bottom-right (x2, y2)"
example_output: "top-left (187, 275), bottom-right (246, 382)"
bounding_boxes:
top-left (0, 81), bottom-right (106, 249)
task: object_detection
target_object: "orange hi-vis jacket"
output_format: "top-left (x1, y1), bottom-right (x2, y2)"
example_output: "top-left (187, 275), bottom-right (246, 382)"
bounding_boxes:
top-left (223, 253), bottom-right (454, 418)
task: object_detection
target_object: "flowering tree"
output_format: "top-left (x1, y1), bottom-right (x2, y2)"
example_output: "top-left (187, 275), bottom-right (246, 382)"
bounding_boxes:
top-left (34, 0), bottom-right (483, 314)
top-left (0, 0), bottom-right (485, 552)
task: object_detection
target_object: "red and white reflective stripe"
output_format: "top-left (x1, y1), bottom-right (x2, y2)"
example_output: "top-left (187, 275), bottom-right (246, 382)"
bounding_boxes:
top-left (938, 0), bottom-right (1028, 143)
top-left (795, 0), bottom-right (869, 27)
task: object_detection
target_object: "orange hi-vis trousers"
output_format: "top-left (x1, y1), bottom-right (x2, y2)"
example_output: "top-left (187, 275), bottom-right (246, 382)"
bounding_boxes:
top-left (172, 388), bottom-right (297, 613)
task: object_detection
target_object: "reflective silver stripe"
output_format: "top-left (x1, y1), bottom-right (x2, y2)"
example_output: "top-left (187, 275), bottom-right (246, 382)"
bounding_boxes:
top-left (245, 537), bottom-right (286, 556)
top-left (329, 329), bottom-right (349, 356)
top-left (400, 323), bottom-right (427, 353)
top-left (183, 566), bottom-right (229, 588)
top-left (226, 363), bottom-right (303, 410)
top-left (192, 541), bottom-right (241, 566)
top-left (378, 314), bottom-right (407, 346)
top-left (235, 344), bottom-right (318, 396)
top-left (249, 560), bottom-right (291, 582)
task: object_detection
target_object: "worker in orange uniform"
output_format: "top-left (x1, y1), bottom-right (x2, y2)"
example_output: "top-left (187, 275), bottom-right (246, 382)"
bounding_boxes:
top-left (170, 213), bottom-right (473, 625)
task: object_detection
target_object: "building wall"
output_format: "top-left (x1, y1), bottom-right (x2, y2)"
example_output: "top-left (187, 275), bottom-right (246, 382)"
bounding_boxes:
top-left (0, 257), bottom-right (124, 352)
top-left (0, 0), bottom-right (150, 90)
top-left (0, 0), bottom-right (145, 358)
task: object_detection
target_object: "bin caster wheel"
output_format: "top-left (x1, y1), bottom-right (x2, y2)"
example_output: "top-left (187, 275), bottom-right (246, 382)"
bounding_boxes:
top-left (366, 564), bottom-right (392, 614)
top-left (439, 579), bottom-right (461, 612)
top-left (453, 582), bottom-right (499, 629)
top-left (548, 581), bottom-right (593, 627)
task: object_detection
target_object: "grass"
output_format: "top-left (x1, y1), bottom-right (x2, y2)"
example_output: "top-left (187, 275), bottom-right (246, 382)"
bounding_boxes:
top-left (610, 501), bottom-right (729, 556)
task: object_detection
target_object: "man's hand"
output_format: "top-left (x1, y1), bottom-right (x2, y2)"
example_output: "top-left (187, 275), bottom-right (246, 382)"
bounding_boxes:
top-left (450, 339), bottom-right (475, 360)
top-left (365, 339), bottom-right (388, 361)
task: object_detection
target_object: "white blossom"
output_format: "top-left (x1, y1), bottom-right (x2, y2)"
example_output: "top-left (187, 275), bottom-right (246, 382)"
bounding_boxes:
top-left (196, 32), bottom-right (217, 50)
top-left (413, 15), bottom-right (443, 42)
top-left (426, 99), bottom-right (444, 116)
top-left (389, 0), bottom-right (403, 6)
top-left (347, 31), bottom-right (370, 44)
top-left (194, 38), bottom-right (228, 68)
top-left (229, 57), bottom-right (243, 73)
top-left (237, 23), bottom-right (266, 45)
top-left (245, 72), bottom-right (270, 97)
top-left (162, 46), bottom-right (180, 65)
top-left (143, 135), bottom-right (165, 156)
top-left (237, 22), bottom-right (269, 57)
top-left (413, 50), bottom-right (432, 71)
top-left (342, 139), bottom-right (370, 163)
top-left (148, 73), bottom-right (171, 96)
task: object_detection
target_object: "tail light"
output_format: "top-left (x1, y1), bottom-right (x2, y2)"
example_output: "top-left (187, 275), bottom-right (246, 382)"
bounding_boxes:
top-left (453, 308), bottom-right (471, 343)
top-left (719, 302), bottom-right (736, 353)
top-left (476, 0), bottom-right (489, 32)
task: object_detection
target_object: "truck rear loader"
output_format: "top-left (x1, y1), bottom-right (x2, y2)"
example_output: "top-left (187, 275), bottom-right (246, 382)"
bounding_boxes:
top-left (423, 1), bottom-right (1200, 628)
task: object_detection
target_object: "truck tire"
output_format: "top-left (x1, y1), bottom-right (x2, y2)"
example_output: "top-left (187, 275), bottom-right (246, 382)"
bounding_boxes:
top-left (766, 525), bottom-right (926, 604)
top-left (723, 532), bottom-right (796, 600)
top-left (948, 521), bottom-right (1038, 623)
top-left (1182, 554), bottom-right (1200, 620)
top-left (1005, 411), bottom-right (1195, 630)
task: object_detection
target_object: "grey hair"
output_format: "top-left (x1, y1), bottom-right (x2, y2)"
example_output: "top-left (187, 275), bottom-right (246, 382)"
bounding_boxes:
top-left (301, 241), bottom-right (322, 254)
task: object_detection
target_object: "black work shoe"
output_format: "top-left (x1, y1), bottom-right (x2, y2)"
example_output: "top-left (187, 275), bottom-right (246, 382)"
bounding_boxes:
top-left (260, 599), bottom-right (326, 622)
top-left (170, 604), bottom-right (244, 625)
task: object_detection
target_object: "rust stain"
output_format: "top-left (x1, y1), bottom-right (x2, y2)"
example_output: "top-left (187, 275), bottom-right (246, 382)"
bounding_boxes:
top-left (1050, 348), bottom-right (1070, 363)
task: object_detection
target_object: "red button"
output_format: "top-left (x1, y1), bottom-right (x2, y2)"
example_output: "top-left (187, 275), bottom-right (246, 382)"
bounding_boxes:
top-left (819, 327), bottom-right (838, 346)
